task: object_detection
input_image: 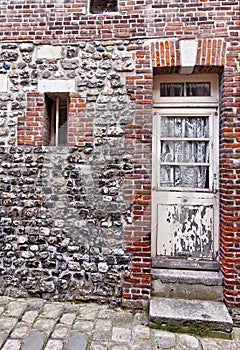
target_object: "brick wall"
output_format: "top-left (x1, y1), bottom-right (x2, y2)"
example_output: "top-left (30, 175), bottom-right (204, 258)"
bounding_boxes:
top-left (68, 94), bottom-right (91, 146)
top-left (219, 35), bottom-right (240, 308)
top-left (18, 93), bottom-right (45, 146)
top-left (0, 0), bottom-right (240, 310)
top-left (0, 1), bottom-right (238, 43)
top-left (122, 43), bottom-right (153, 307)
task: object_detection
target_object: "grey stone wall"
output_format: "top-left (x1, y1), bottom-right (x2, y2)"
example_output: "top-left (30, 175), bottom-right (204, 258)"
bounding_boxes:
top-left (0, 40), bottom-right (140, 304)
top-left (0, 41), bottom-right (136, 146)
top-left (0, 146), bottom-right (132, 304)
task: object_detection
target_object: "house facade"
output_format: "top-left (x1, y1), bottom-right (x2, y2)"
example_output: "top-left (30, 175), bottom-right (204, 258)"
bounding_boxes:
top-left (0, 0), bottom-right (239, 319)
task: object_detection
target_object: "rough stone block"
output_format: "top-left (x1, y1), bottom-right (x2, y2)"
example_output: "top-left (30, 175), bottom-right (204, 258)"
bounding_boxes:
top-left (152, 281), bottom-right (224, 302)
top-left (19, 43), bottom-right (34, 52)
top-left (152, 269), bottom-right (223, 285)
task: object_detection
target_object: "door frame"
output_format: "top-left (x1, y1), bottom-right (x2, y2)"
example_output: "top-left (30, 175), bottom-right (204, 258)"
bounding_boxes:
top-left (151, 74), bottom-right (219, 269)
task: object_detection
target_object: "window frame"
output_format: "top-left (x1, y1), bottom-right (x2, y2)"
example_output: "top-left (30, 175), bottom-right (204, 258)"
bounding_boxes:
top-left (152, 74), bottom-right (219, 194)
top-left (153, 109), bottom-right (215, 193)
top-left (153, 74), bottom-right (219, 107)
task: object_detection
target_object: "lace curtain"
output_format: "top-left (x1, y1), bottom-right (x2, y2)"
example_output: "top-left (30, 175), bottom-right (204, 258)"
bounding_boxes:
top-left (160, 116), bottom-right (209, 188)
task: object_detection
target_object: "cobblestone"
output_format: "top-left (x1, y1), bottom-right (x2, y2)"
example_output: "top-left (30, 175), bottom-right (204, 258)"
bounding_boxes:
top-left (0, 334), bottom-right (7, 349)
top-left (22, 311), bottom-right (39, 324)
top-left (10, 323), bottom-right (31, 339)
top-left (0, 318), bottom-right (18, 333)
top-left (177, 333), bottom-right (200, 349)
top-left (154, 330), bottom-right (176, 349)
top-left (51, 325), bottom-right (70, 339)
top-left (44, 339), bottom-right (64, 350)
top-left (66, 332), bottom-right (88, 350)
top-left (42, 303), bottom-right (63, 319)
top-left (112, 327), bottom-right (131, 343)
top-left (22, 331), bottom-right (45, 350)
top-left (132, 325), bottom-right (150, 339)
top-left (60, 313), bottom-right (76, 325)
top-left (2, 339), bottom-right (21, 350)
top-left (0, 296), bottom-right (238, 349)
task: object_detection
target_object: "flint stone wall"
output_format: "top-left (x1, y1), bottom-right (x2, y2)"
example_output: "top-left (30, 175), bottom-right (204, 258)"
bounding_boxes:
top-left (0, 39), bottom-right (145, 304)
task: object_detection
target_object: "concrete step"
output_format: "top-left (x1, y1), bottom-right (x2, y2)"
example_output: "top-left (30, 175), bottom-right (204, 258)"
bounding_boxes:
top-left (149, 297), bottom-right (233, 333)
top-left (152, 269), bottom-right (223, 301)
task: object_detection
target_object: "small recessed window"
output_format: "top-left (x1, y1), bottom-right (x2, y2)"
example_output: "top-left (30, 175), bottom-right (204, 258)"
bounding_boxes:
top-left (45, 93), bottom-right (69, 146)
top-left (89, 0), bottom-right (118, 14)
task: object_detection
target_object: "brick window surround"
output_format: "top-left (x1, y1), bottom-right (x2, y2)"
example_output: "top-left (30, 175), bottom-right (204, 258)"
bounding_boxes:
top-left (18, 92), bottom-right (92, 147)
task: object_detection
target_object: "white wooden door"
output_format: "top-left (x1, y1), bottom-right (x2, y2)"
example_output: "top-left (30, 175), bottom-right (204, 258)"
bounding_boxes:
top-left (152, 108), bottom-right (219, 261)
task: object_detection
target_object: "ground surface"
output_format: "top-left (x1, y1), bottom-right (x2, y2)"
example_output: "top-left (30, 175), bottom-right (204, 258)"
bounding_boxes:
top-left (0, 296), bottom-right (239, 349)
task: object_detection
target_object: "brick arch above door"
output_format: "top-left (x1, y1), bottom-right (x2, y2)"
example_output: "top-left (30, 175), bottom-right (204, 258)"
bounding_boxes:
top-left (151, 38), bottom-right (226, 73)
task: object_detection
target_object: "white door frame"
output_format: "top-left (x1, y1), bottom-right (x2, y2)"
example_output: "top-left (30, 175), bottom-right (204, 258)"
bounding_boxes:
top-left (151, 74), bottom-right (219, 262)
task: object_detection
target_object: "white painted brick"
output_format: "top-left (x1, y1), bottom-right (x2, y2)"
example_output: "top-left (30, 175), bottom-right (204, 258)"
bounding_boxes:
top-left (0, 75), bottom-right (8, 92)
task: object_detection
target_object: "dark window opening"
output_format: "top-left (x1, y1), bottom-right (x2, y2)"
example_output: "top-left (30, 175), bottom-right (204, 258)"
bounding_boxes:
top-left (160, 83), bottom-right (184, 97)
top-left (186, 82), bottom-right (211, 96)
top-left (89, 0), bottom-right (118, 14)
top-left (160, 82), bottom-right (211, 97)
top-left (45, 93), bottom-right (69, 146)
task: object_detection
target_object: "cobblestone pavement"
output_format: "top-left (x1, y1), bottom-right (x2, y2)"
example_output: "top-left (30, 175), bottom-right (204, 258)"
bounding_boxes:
top-left (0, 296), bottom-right (239, 350)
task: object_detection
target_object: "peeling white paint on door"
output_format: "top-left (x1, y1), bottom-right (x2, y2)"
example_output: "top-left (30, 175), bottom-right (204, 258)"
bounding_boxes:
top-left (157, 203), bottom-right (213, 258)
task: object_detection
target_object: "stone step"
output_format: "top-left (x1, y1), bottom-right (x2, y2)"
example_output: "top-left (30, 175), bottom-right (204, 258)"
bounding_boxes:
top-left (149, 297), bottom-right (233, 333)
top-left (152, 269), bottom-right (223, 285)
top-left (152, 269), bottom-right (223, 301)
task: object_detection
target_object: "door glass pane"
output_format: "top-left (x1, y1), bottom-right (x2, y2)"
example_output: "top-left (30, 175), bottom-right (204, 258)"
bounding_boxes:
top-left (161, 141), bottom-right (209, 163)
top-left (186, 82), bottom-right (211, 96)
top-left (160, 115), bottom-right (210, 189)
top-left (161, 116), bottom-right (209, 138)
top-left (160, 165), bottom-right (208, 188)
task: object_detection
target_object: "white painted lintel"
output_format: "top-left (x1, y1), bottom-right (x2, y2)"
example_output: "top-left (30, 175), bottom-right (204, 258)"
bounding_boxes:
top-left (38, 79), bottom-right (75, 93)
top-left (179, 39), bottom-right (198, 75)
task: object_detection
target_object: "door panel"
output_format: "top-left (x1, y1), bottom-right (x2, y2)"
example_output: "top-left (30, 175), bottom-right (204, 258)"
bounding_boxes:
top-left (156, 193), bottom-right (214, 259)
top-left (152, 108), bottom-right (219, 261)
